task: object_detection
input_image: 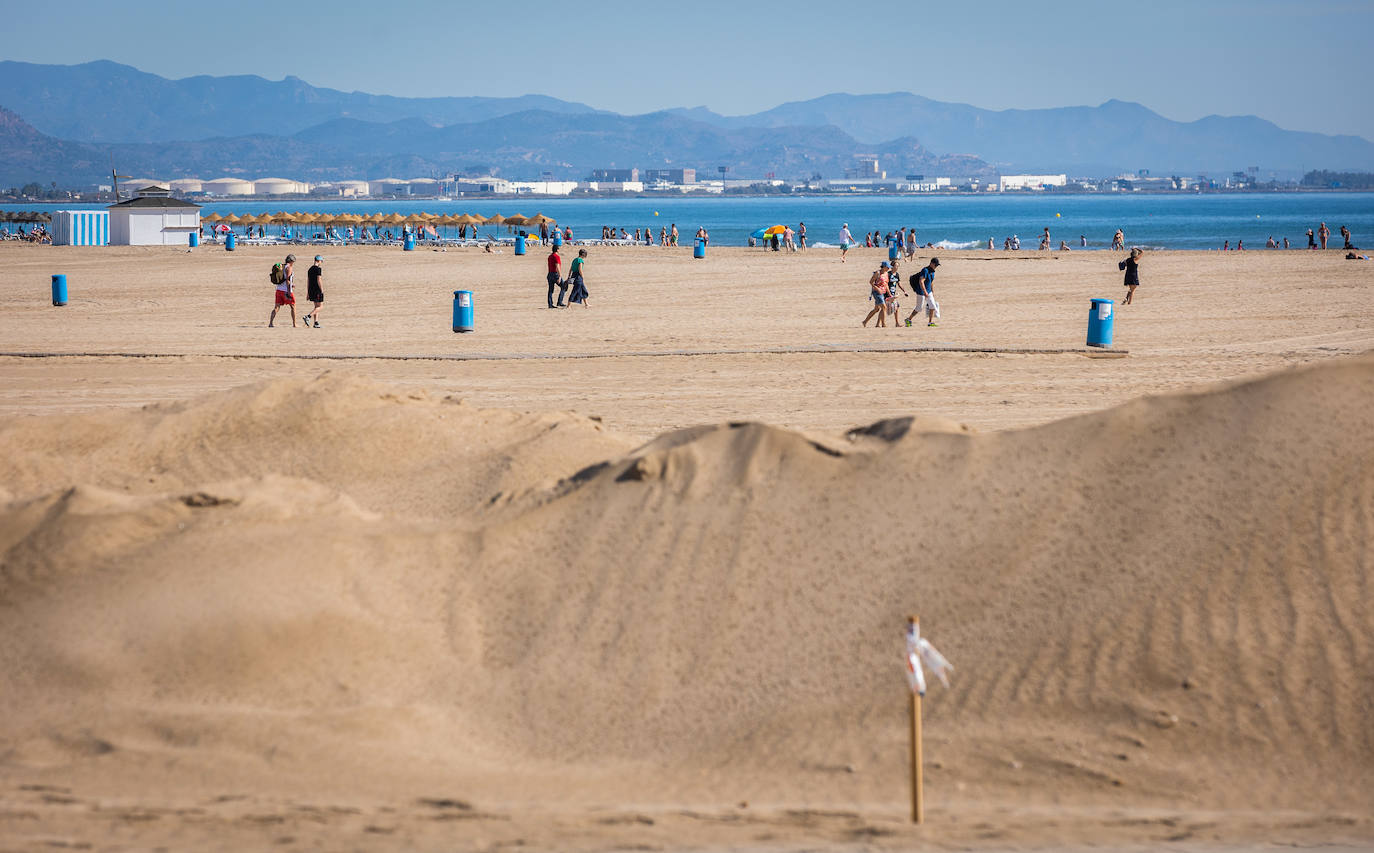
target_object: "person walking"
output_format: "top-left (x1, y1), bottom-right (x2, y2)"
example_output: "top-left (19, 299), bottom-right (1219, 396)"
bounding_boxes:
top-left (1318, 222), bottom-right (1330, 250)
top-left (798, 221), bottom-right (807, 250)
top-left (268, 253), bottom-right (298, 328)
top-left (863, 261), bottom-right (892, 327)
top-left (905, 257), bottom-right (941, 327)
top-left (885, 259), bottom-right (908, 327)
top-left (1120, 247), bottom-right (1142, 305)
top-left (546, 244), bottom-right (567, 308)
top-left (303, 254), bottom-right (325, 328)
top-left (840, 223), bottom-right (854, 263)
top-left (567, 249), bottom-right (590, 307)
top-left (1307, 228), bottom-right (1317, 249)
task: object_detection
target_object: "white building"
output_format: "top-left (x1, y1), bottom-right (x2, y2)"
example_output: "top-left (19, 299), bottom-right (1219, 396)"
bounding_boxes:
top-left (369, 178), bottom-right (411, 195)
top-left (998, 174), bottom-right (1068, 191)
top-left (451, 177), bottom-right (514, 194)
top-left (106, 186), bottom-right (200, 246)
top-left (202, 177), bottom-right (254, 196)
top-left (578, 181), bottom-right (645, 193)
top-left (508, 180), bottom-right (578, 196)
top-left (168, 178), bottom-right (204, 194)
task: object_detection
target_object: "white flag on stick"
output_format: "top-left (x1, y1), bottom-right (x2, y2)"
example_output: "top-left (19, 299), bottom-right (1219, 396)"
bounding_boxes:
top-left (905, 618), bottom-right (952, 696)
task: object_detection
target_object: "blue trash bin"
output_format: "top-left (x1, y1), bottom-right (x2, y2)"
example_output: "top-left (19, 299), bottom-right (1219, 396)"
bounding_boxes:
top-left (1087, 298), bottom-right (1114, 347)
top-left (189, 231), bottom-right (199, 248)
top-left (515, 234), bottom-right (526, 255)
top-left (225, 233), bottom-right (236, 251)
top-left (404, 234), bottom-right (416, 251)
top-left (888, 245), bottom-right (899, 261)
top-left (51, 274), bottom-right (67, 307)
top-left (694, 239), bottom-right (706, 259)
top-left (552, 234), bottom-right (563, 249)
top-left (453, 290), bottom-right (474, 333)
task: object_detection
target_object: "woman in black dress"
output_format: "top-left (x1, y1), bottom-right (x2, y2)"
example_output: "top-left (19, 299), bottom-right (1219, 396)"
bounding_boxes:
top-left (1120, 247), bottom-right (1142, 305)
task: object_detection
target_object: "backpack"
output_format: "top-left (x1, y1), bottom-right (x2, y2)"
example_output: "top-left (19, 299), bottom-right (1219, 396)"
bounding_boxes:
top-left (269, 263), bottom-right (284, 285)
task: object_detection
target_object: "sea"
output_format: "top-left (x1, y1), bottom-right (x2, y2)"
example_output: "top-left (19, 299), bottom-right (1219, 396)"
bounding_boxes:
top-left (6, 192), bottom-right (1373, 251)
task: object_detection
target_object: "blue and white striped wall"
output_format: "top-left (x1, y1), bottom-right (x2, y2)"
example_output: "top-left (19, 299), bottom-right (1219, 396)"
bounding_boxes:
top-left (51, 210), bottom-right (109, 246)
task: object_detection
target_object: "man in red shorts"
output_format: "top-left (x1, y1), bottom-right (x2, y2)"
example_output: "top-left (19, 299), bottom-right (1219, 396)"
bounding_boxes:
top-left (269, 253), bottom-right (298, 328)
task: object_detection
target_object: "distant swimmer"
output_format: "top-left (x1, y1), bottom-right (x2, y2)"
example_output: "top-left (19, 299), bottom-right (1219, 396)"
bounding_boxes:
top-left (1081, 234), bottom-right (1087, 248)
top-left (1059, 240), bottom-right (1071, 251)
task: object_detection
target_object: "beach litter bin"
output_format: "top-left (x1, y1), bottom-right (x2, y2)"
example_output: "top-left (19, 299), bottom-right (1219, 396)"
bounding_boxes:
top-left (404, 234), bottom-right (416, 251)
top-left (188, 231), bottom-right (199, 248)
top-left (888, 245), bottom-right (899, 262)
top-left (552, 233), bottom-right (563, 249)
top-left (515, 234), bottom-right (526, 255)
top-left (453, 290), bottom-right (474, 333)
top-left (51, 274), bottom-right (67, 307)
top-left (1087, 298), bottom-right (1114, 348)
top-left (694, 239), bottom-right (706, 259)
top-left (225, 233), bottom-right (236, 251)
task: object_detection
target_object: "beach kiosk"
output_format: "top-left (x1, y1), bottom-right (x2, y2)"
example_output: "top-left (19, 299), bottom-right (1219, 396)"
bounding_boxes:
top-left (106, 186), bottom-right (201, 246)
top-left (51, 210), bottom-right (109, 246)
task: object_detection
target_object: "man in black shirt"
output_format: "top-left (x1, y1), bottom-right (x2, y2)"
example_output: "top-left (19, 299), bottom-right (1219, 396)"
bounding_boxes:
top-left (304, 254), bottom-right (325, 328)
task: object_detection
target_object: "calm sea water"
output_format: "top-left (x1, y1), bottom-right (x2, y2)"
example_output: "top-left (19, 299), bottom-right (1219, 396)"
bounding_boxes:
top-left (7, 193), bottom-right (1373, 251)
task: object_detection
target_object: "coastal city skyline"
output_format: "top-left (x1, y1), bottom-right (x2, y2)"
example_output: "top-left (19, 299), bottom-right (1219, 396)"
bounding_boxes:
top-left (4, 0), bottom-right (1373, 142)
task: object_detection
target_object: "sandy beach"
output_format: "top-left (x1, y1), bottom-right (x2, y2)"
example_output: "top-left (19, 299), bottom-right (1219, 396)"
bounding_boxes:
top-left (1, 242), bottom-right (1372, 851)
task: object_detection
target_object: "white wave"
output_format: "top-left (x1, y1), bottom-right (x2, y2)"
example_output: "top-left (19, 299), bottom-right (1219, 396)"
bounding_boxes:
top-left (932, 239), bottom-right (982, 250)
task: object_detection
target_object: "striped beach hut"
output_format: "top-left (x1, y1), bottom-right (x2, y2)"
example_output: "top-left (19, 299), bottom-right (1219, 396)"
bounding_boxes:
top-left (51, 210), bottom-right (110, 246)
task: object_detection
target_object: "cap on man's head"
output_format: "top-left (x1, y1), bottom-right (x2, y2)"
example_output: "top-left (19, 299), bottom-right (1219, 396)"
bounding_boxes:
top-left (314, 254), bottom-right (323, 261)
top-left (284, 254), bottom-right (296, 263)
top-left (929, 257), bottom-right (941, 266)
top-left (880, 261), bottom-right (890, 268)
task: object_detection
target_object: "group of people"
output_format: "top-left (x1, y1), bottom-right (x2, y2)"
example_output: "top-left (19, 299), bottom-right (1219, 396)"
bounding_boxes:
top-left (267, 252), bottom-right (327, 328)
top-left (838, 224), bottom-right (928, 262)
top-left (545, 245), bottom-right (590, 308)
top-left (862, 257), bottom-right (942, 328)
top-left (1, 224), bottom-right (51, 243)
top-left (578, 223), bottom-right (684, 247)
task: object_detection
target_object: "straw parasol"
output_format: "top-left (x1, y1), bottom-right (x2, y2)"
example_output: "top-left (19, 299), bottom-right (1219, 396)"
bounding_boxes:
top-left (504, 213), bottom-right (529, 227)
top-left (202, 212), bottom-right (222, 223)
top-left (483, 214), bottom-right (505, 226)
top-left (527, 212), bottom-right (557, 225)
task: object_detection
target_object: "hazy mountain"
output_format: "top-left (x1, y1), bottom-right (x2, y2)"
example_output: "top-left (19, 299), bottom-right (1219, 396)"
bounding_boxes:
top-left (0, 105), bottom-right (990, 186)
top-left (5, 60), bottom-right (1372, 183)
top-left (0, 60), bottom-right (605, 143)
top-left (667, 93), bottom-right (1374, 175)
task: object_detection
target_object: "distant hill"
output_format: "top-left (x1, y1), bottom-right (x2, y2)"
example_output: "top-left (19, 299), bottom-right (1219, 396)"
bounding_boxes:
top-left (668, 93), bottom-right (1374, 175)
top-left (0, 60), bottom-right (606, 143)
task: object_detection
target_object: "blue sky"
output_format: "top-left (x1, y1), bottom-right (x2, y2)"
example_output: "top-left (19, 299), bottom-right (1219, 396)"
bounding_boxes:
top-left (6, 0), bottom-right (1373, 140)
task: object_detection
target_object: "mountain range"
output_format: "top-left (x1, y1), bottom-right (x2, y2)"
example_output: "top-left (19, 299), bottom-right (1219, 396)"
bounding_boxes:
top-left (2, 60), bottom-right (1373, 186)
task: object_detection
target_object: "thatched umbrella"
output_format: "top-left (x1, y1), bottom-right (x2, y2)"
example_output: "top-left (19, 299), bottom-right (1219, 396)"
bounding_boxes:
top-left (527, 212), bottom-right (557, 225)
top-left (202, 212), bottom-right (222, 223)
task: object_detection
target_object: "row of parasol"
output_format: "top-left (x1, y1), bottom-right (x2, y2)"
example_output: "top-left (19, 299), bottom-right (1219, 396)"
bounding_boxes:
top-left (201, 211), bottom-right (557, 228)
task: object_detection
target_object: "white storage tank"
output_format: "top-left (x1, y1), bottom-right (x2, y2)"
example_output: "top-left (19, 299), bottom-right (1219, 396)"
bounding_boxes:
top-left (202, 177), bottom-right (254, 196)
top-left (253, 177), bottom-right (307, 195)
top-left (169, 178), bottom-right (204, 194)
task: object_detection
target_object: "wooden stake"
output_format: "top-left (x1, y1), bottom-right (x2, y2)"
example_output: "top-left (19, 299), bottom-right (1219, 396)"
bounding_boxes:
top-left (909, 615), bottom-right (924, 824)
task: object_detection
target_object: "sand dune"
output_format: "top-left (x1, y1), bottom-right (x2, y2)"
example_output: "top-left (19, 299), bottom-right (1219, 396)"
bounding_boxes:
top-left (1, 356), bottom-right (1372, 849)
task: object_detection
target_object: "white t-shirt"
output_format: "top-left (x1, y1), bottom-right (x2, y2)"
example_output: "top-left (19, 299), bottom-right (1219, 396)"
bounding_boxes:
top-left (277, 268), bottom-right (293, 293)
